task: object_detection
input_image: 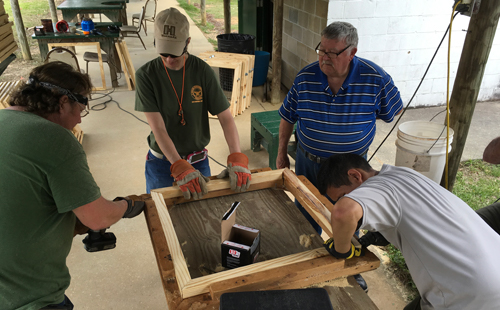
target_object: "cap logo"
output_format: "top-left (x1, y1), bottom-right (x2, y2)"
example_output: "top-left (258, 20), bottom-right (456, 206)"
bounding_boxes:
top-left (163, 25), bottom-right (176, 38)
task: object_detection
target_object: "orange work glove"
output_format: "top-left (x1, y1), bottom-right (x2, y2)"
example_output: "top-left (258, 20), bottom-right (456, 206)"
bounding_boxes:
top-left (216, 152), bottom-right (251, 192)
top-left (170, 159), bottom-right (209, 200)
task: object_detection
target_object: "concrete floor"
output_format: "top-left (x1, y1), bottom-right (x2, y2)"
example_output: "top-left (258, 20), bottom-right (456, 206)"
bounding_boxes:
top-left (64, 0), bottom-right (500, 309)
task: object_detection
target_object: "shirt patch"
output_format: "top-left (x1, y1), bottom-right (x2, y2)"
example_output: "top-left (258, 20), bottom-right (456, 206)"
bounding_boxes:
top-left (191, 85), bottom-right (203, 103)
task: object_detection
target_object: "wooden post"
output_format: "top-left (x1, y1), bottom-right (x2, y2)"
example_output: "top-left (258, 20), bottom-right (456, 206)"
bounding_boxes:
top-left (441, 0), bottom-right (500, 191)
top-left (9, 0), bottom-right (31, 60)
top-left (223, 0), bottom-right (231, 34)
top-left (271, 0), bottom-right (283, 104)
top-left (200, 0), bottom-right (206, 26)
top-left (47, 0), bottom-right (58, 31)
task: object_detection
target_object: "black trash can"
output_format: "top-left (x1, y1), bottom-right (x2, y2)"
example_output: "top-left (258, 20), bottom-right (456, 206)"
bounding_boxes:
top-left (217, 34), bottom-right (255, 91)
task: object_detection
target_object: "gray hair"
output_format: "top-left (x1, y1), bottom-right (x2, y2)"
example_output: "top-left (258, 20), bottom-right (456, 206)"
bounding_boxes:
top-left (321, 22), bottom-right (358, 48)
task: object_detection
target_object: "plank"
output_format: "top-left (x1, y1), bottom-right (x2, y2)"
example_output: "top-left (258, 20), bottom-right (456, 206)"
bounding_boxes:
top-left (209, 255), bottom-right (345, 300)
top-left (283, 168), bottom-right (333, 237)
top-left (0, 33), bottom-right (14, 51)
top-left (0, 42), bottom-right (17, 63)
top-left (152, 191), bottom-right (191, 294)
top-left (0, 14), bottom-right (9, 26)
top-left (119, 41), bottom-right (136, 86)
top-left (0, 21), bottom-right (12, 36)
top-left (114, 41), bottom-right (132, 90)
top-left (153, 168), bottom-right (284, 201)
top-left (0, 81), bottom-right (22, 108)
top-left (325, 277), bottom-right (379, 309)
top-left (168, 189), bottom-right (324, 279)
top-left (296, 175), bottom-right (361, 249)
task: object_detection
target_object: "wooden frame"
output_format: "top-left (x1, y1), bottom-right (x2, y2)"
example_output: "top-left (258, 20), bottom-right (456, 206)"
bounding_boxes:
top-left (148, 168), bottom-right (379, 308)
top-left (48, 42), bottom-right (106, 91)
top-left (115, 40), bottom-right (134, 90)
top-left (199, 51), bottom-right (255, 114)
top-left (200, 56), bottom-right (242, 117)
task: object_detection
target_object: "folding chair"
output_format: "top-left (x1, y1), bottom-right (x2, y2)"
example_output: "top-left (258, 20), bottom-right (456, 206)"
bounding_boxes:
top-left (120, 7), bottom-right (147, 49)
top-left (44, 47), bottom-right (80, 71)
top-left (132, 0), bottom-right (156, 35)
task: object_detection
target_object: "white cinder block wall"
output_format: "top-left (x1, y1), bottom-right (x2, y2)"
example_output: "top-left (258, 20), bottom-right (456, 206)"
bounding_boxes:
top-left (327, 0), bottom-right (500, 107)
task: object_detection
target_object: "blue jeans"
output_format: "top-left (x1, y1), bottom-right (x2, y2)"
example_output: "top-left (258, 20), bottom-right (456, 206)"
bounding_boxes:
top-left (294, 145), bottom-right (367, 235)
top-left (145, 150), bottom-right (211, 194)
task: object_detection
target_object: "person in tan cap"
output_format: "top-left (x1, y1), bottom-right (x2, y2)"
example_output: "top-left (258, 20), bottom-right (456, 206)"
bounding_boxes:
top-left (135, 7), bottom-right (251, 199)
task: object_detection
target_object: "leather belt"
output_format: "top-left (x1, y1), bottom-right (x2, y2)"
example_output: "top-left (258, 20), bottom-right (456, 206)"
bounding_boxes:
top-left (298, 143), bottom-right (367, 163)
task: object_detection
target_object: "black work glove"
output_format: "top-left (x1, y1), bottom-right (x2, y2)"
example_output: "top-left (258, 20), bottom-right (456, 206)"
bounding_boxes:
top-left (358, 231), bottom-right (390, 247)
top-left (323, 238), bottom-right (363, 259)
top-left (114, 196), bottom-right (145, 218)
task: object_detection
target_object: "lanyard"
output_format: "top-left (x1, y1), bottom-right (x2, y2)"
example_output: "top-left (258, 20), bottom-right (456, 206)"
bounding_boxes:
top-left (162, 55), bottom-right (186, 125)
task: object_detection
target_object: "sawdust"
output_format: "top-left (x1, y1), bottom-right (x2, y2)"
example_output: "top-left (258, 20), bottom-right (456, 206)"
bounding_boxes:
top-left (188, 302), bottom-right (208, 310)
top-left (299, 233), bottom-right (317, 248)
top-left (313, 277), bottom-right (351, 288)
top-left (198, 263), bottom-right (224, 276)
top-left (181, 241), bottom-right (188, 246)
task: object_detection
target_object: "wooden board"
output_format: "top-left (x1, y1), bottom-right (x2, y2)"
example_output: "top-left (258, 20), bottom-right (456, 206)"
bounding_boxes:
top-left (114, 41), bottom-right (133, 90)
top-left (148, 168), bottom-right (380, 306)
top-left (119, 40), bottom-right (136, 86)
top-left (0, 41), bottom-right (16, 63)
top-left (48, 42), bottom-right (107, 91)
top-left (0, 80), bottom-right (22, 109)
top-left (0, 21), bottom-right (13, 36)
top-left (0, 13), bottom-right (9, 26)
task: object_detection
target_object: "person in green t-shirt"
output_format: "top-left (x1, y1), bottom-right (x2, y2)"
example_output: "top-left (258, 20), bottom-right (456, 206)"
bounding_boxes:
top-left (0, 62), bottom-right (144, 310)
top-left (135, 7), bottom-right (251, 199)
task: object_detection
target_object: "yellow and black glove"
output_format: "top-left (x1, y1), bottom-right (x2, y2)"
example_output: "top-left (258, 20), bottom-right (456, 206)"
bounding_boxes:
top-left (323, 238), bottom-right (363, 259)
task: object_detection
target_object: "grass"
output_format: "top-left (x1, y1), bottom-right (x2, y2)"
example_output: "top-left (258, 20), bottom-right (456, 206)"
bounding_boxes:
top-left (177, 0), bottom-right (238, 49)
top-left (4, 0), bottom-right (59, 47)
top-left (386, 159), bottom-right (500, 300)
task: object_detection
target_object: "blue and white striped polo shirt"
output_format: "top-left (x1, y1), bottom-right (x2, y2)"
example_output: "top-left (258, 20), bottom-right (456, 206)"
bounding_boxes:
top-left (279, 56), bottom-right (403, 158)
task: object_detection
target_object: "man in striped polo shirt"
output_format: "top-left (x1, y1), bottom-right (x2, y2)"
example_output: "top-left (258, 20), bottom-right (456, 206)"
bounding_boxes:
top-left (277, 21), bottom-right (403, 292)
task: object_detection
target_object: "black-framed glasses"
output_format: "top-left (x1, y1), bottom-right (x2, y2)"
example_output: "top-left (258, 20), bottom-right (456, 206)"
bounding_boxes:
top-left (315, 42), bottom-right (351, 59)
top-left (38, 81), bottom-right (89, 117)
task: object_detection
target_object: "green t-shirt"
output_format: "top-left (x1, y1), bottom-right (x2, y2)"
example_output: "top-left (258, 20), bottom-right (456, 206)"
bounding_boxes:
top-left (134, 55), bottom-right (230, 157)
top-left (0, 110), bottom-right (101, 310)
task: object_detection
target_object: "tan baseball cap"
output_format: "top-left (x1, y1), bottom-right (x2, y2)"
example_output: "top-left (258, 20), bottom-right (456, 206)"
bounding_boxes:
top-left (154, 8), bottom-right (190, 55)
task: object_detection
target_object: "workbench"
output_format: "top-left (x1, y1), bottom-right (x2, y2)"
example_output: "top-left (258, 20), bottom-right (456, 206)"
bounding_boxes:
top-left (142, 168), bottom-right (380, 309)
top-left (32, 28), bottom-right (120, 88)
top-left (57, 0), bottom-right (129, 25)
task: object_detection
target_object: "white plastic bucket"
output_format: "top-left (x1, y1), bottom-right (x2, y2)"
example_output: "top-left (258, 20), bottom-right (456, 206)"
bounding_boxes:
top-left (395, 121), bottom-right (454, 183)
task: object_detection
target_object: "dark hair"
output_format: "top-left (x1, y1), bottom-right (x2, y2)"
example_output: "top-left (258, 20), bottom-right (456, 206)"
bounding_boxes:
top-left (8, 61), bottom-right (92, 117)
top-left (317, 154), bottom-right (374, 195)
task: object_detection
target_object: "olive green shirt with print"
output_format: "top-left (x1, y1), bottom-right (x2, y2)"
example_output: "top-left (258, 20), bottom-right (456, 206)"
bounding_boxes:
top-left (134, 55), bottom-right (230, 157)
top-left (0, 110), bottom-right (101, 310)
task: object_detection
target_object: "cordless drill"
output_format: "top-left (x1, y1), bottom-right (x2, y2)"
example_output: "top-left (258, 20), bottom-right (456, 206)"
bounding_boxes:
top-left (82, 229), bottom-right (117, 252)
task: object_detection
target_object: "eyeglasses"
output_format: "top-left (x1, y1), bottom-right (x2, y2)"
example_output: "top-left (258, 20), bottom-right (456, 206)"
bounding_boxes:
top-left (315, 42), bottom-right (351, 59)
top-left (38, 81), bottom-right (89, 117)
top-left (78, 103), bottom-right (89, 117)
